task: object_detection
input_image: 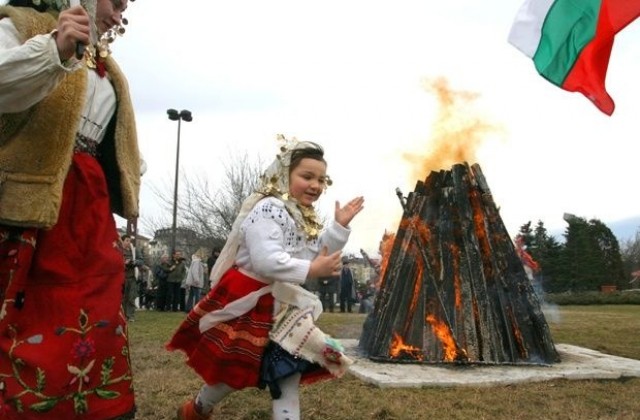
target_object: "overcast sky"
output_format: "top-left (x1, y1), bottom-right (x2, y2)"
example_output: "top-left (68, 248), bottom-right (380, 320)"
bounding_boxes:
top-left (10, 0), bottom-right (640, 255)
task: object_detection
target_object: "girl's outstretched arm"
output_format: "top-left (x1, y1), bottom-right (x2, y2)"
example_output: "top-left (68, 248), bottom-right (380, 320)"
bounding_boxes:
top-left (335, 196), bottom-right (365, 228)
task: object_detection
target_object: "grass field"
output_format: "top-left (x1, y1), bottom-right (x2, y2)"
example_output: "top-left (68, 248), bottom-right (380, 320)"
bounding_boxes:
top-left (129, 305), bottom-right (640, 419)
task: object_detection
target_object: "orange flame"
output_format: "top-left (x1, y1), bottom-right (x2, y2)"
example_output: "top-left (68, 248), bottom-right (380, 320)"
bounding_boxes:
top-left (426, 314), bottom-right (458, 361)
top-left (404, 77), bottom-right (501, 182)
top-left (513, 323), bottom-right (527, 358)
top-left (389, 332), bottom-right (424, 361)
top-left (469, 188), bottom-right (493, 279)
top-left (414, 217), bottom-right (440, 275)
top-left (406, 250), bottom-right (423, 318)
top-left (377, 231), bottom-right (395, 288)
top-left (509, 307), bottom-right (528, 359)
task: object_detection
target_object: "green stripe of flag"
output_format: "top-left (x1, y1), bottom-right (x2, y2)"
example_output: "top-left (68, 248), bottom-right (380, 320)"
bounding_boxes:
top-left (533, 0), bottom-right (601, 85)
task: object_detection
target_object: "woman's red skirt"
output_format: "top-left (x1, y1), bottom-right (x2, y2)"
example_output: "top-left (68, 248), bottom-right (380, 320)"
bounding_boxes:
top-left (0, 153), bottom-right (135, 419)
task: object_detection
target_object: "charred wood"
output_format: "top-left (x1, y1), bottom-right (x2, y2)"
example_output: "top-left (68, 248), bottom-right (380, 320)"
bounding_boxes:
top-left (359, 162), bottom-right (559, 365)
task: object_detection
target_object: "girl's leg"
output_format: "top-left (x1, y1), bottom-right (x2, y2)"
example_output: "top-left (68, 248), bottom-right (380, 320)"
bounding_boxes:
top-left (272, 373), bottom-right (301, 420)
top-left (195, 383), bottom-right (234, 415)
top-left (178, 383), bottom-right (234, 420)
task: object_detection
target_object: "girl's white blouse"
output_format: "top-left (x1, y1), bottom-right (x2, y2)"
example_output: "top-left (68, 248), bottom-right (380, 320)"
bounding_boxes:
top-left (235, 197), bottom-right (350, 284)
top-left (199, 196), bottom-right (350, 333)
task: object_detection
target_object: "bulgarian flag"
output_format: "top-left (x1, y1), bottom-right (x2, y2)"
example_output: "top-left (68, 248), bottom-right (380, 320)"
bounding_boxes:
top-left (508, 0), bottom-right (640, 115)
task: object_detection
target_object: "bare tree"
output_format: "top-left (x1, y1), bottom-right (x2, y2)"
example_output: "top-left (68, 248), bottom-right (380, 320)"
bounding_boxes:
top-left (141, 151), bottom-right (263, 247)
top-left (621, 228), bottom-right (640, 280)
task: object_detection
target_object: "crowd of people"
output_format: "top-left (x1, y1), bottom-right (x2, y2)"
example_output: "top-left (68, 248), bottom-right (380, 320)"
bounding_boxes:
top-left (121, 240), bottom-right (380, 320)
top-left (317, 258), bottom-right (379, 314)
top-left (119, 246), bottom-right (220, 316)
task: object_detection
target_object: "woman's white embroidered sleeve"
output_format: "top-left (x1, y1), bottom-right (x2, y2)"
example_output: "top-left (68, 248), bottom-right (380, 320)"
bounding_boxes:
top-left (0, 20), bottom-right (73, 113)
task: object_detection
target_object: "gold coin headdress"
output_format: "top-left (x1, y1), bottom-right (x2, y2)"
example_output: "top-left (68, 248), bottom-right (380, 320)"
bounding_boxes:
top-left (257, 134), bottom-right (332, 240)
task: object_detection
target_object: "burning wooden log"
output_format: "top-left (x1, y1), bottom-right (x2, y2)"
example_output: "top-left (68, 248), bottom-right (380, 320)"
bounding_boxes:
top-left (360, 162), bottom-right (560, 365)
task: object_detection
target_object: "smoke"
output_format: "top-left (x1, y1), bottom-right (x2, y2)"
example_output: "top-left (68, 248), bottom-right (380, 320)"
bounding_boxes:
top-left (536, 275), bottom-right (562, 323)
top-left (542, 302), bottom-right (562, 323)
top-left (403, 77), bottom-right (501, 182)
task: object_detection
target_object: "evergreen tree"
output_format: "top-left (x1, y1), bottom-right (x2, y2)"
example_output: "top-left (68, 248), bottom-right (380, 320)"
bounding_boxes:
top-left (531, 220), bottom-right (563, 292)
top-left (558, 215), bottom-right (624, 291)
top-left (588, 219), bottom-right (625, 289)
top-left (517, 221), bottom-right (535, 248)
top-left (559, 216), bottom-right (592, 291)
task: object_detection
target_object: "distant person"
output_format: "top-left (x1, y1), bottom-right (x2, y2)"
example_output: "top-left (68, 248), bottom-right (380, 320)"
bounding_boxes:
top-left (204, 247), bottom-right (220, 295)
top-left (122, 234), bottom-right (144, 321)
top-left (168, 138), bottom-right (364, 420)
top-left (207, 247), bottom-right (221, 278)
top-left (138, 264), bottom-right (153, 309)
top-left (185, 250), bottom-right (206, 311)
top-left (359, 280), bottom-right (377, 314)
top-left (167, 250), bottom-right (187, 312)
top-left (154, 254), bottom-right (171, 311)
top-left (318, 275), bottom-right (338, 312)
top-left (339, 259), bottom-right (356, 313)
top-left (0, 0), bottom-right (139, 417)
top-left (180, 267), bottom-right (188, 313)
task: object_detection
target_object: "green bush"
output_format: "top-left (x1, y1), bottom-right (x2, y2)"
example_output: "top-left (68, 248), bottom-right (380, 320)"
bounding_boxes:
top-left (544, 290), bottom-right (640, 305)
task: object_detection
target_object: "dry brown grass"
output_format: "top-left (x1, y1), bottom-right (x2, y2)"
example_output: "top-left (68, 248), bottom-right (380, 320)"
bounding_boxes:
top-left (129, 306), bottom-right (640, 419)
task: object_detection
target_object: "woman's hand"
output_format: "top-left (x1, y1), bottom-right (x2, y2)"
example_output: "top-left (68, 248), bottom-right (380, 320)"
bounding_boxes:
top-left (308, 247), bottom-right (342, 279)
top-left (334, 196), bottom-right (364, 228)
top-left (54, 6), bottom-right (91, 62)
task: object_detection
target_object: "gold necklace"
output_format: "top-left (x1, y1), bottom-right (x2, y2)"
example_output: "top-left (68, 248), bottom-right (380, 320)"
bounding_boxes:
top-left (83, 41), bottom-right (110, 70)
top-left (83, 19), bottom-right (128, 70)
top-left (297, 204), bottom-right (323, 240)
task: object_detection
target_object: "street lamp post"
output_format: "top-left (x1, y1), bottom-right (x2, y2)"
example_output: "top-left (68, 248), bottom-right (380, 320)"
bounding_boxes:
top-left (167, 108), bottom-right (192, 255)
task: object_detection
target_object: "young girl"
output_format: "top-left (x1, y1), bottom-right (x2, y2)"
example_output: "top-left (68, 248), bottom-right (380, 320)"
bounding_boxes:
top-left (168, 136), bottom-right (364, 420)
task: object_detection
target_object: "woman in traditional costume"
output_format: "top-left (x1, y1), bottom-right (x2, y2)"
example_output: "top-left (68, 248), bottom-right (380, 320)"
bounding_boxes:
top-left (0, 0), bottom-right (140, 418)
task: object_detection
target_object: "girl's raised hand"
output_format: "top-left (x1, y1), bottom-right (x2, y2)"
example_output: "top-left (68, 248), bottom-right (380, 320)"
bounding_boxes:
top-left (308, 247), bottom-right (342, 279)
top-left (334, 196), bottom-right (364, 228)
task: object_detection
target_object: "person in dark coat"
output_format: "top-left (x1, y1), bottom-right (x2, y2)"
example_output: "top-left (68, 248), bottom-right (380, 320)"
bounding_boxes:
top-left (318, 275), bottom-right (338, 312)
top-left (154, 254), bottom-right (171, 311)
top-left (167, 250), bottom-right (187, 312)
top-left (339, 260), bottom-right (356, 313)
top-left (203, 247), bottom-right (220, 295)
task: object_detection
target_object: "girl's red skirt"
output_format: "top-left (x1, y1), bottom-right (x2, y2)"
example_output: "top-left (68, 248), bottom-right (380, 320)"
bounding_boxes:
top-left (167, 267), bottom-right (274, 389)
top-left (0, 153), bottom-right (135, 419)
top-left (167, 268), bottom-right (331, 390)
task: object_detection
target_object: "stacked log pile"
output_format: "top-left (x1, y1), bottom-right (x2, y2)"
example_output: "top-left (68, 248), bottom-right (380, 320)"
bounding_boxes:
top-left (360, 163), bottom-right (559, 365)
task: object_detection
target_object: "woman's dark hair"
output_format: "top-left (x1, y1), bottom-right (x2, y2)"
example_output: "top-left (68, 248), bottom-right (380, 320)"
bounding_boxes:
top-left (289, 143), bottom-right (326, 173)
top-left (8, 0), bottom-right (49, 11)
